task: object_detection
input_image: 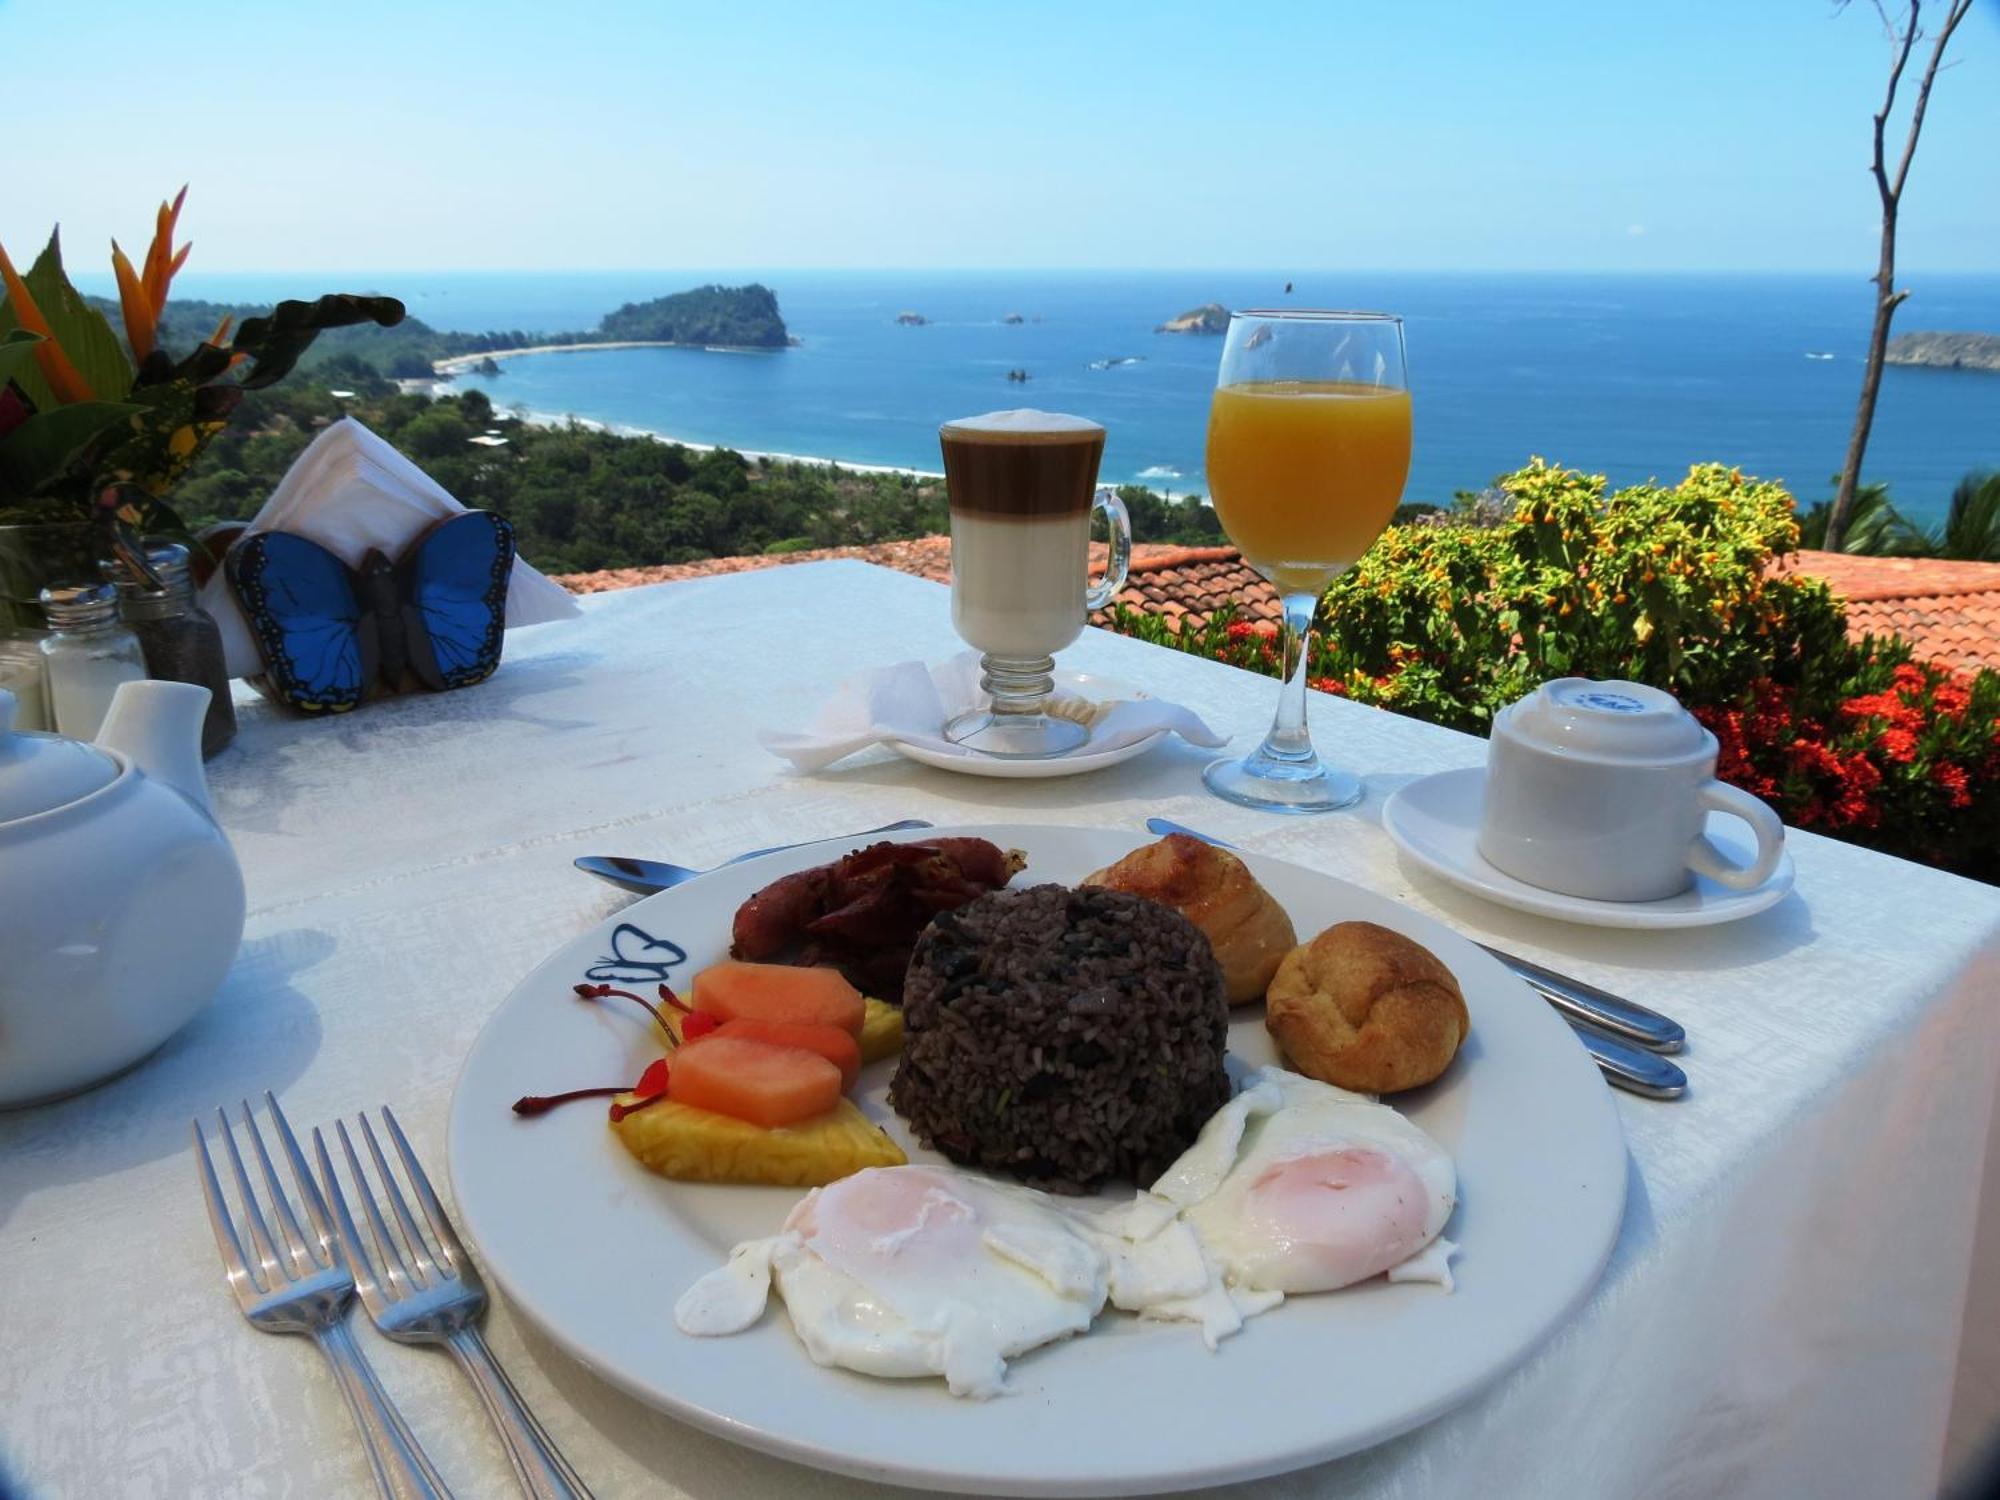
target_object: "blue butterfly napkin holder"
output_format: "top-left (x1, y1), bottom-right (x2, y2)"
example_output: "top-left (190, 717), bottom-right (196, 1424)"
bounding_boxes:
top-left (225, 510), bottom-right (517, 713)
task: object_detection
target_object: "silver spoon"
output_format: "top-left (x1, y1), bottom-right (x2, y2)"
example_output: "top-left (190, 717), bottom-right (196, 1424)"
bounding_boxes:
top-left (574, 819), bottom-right (935, 895)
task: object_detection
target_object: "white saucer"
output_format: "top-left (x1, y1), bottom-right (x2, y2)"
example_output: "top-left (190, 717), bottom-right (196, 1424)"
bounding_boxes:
top-left (1381, 767), bottom-right (1796, 929)
top-left (890, 670), bottom-right (1168, 779)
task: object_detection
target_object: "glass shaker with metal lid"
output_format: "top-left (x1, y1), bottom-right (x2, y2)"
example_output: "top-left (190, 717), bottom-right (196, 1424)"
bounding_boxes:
top-left (106, 542), bottom-right (236, 757)
top-left (38, 582), bottom-right (148, 740)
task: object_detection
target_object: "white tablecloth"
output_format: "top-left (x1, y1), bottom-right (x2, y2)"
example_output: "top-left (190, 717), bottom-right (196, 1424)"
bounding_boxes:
top-left (4, 560), bottom-right (1998, 1499)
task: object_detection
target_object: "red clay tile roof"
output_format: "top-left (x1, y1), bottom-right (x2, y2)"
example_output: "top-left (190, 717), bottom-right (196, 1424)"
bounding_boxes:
top-left (557, 537), bottom-right (1202, 597)
top-left (1110, 546), bottom-right (1278, 629)
top-left (560, 540), bottom-right (2000, 673)
top-left (1781, 550), bottom-right (2000, 676)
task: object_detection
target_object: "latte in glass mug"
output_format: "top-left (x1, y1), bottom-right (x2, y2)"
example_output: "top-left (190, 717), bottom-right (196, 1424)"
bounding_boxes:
top-left (937, 410), bottom-right (1130, 758)
top-left (941, 410), bottom-right (1108, 658)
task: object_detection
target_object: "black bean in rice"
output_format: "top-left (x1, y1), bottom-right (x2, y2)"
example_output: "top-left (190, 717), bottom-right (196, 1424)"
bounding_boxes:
top-left (888, 883), bottom-right (1230, 1193)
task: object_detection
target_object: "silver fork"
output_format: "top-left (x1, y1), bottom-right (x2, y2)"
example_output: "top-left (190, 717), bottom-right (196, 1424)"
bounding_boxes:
top-left (316, 1107), bottom-right (593, 1500)
top-left (193, 1095), bottom-right (452, 1499)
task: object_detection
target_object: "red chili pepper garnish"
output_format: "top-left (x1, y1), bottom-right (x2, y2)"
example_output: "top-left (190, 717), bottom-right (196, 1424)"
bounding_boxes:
top-left (515, 1055), bottom-right (672, 1120)
top-left (680, 1010), bottom-right (721, 1040)
top-left (512, 1086), bottom-right (629, 1117)
top-left (609, 1058), bottom-right (673, 1121)
top-left (604, 1096), bottom-right (668, 1120)
top-left (573, 981), bottom-right (677, 1044)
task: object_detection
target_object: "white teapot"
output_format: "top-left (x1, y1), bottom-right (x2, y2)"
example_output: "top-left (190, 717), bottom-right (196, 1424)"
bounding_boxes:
top-left (0, 680), bottom-right (245, 1107)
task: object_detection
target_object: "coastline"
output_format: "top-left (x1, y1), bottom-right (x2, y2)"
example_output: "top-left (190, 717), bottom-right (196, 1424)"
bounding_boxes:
top-left (433, 338), bottom-right (784, 373)
top-left (482, 397), bottom-right (945, 480)
top-left (476, 400), bottom-right (1204, 493)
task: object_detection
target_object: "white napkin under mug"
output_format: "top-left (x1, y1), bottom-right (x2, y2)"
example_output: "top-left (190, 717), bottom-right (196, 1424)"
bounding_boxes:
top-left (762, 652), bottom-right (1227, 772)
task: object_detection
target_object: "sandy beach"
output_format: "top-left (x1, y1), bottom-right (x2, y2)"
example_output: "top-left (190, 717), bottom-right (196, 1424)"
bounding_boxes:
top-left (431, 339), bottom-right (746, 373)
top-left (482, 399), bottom-right (944, 480)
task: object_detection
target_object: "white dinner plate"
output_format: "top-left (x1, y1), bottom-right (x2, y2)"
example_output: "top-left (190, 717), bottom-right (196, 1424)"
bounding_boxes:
top-left (1382, 768), bottom-right (1796, 930)
top-left (449, 824), bottom-right (1628, 1496)
top-left (889, 670), bottom-right (1169, 778)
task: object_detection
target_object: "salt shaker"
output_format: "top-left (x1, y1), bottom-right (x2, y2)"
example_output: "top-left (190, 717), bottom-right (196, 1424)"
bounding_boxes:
top-left (107, 542), bottom-right (236, 757)
top-left (37, 583), bottom-right (148, 740)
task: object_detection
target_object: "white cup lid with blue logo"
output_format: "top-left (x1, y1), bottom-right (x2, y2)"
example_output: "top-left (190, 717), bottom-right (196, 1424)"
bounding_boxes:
top-left (1497, 677), bottom-right (1710, 762)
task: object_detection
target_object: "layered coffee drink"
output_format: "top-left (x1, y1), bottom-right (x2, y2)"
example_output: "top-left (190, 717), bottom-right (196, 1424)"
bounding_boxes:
top-left (938, 409), bottom-right (1128, 758)
top-left (941, 409), bottom-right (1107, 659)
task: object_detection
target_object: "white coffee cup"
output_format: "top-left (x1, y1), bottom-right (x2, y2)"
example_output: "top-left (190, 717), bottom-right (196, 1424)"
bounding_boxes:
top-left (1476, 678), bottom-right (1786, 903)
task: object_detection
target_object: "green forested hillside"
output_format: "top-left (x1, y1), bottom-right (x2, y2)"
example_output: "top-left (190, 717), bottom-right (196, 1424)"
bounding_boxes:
top-left (86, 280), bottom-right (791, 383)
top-left (171, 375), bottom-right (1221, 575)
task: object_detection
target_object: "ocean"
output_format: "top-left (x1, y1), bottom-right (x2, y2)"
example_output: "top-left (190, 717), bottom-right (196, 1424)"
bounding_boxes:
top-left (143, 269), bottom-right (2000, 524)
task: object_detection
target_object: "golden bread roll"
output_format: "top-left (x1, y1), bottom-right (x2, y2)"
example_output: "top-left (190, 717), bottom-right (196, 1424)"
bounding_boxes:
top-left (1083, 833), bottom-right (1296, 1005)
top-left (1265, 921), bottom-right (1469, 1094)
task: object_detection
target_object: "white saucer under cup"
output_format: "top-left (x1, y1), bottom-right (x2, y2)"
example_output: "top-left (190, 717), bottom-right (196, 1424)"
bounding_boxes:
top-left (892, 670), bottom-right (1168, 780)
top-left (1383, 768), bottom-right (1795, 930)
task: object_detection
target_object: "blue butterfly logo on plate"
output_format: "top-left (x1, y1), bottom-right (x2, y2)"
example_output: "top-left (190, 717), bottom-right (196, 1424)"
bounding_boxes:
top-left (227, 511), bottom-right (516, 713)
top-left (584, 923), bottom-right (689, 984)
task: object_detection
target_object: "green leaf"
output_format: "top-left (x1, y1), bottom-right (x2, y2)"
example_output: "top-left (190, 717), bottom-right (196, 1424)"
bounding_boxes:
top-left (3, 229), bottom-right (134, 406)
top-left (0, 399), bottom-right (143, 497)
top-left (232, 294), bottom-right (404, 389)
top-left (0, 328), bottom-right (44, 392)
top-left (0, 296), bottom-right (55, 410)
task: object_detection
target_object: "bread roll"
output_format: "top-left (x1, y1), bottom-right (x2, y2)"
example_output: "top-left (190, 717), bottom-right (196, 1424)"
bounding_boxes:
top-left (1083, 833), bottom-right (1296, 1005)
top-left (1265, 921), bottom-right (1469, 1093)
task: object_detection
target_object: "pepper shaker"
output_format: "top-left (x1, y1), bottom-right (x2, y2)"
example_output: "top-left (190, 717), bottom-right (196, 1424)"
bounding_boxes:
top-left (107, 542), bottom-right (237, 757)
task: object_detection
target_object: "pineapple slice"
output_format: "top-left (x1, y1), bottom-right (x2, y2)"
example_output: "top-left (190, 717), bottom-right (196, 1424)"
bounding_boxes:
top-left (611, 1095), bottom-right (905, 1187)
top-left (859, 997), bottom-right (904, 1064)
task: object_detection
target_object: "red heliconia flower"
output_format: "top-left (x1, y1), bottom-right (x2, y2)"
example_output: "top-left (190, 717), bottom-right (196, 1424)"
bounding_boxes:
top-left (0, 382), bottom-right (30, 440)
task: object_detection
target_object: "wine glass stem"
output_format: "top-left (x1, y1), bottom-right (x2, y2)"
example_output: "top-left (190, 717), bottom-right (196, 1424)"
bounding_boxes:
top-left (1258, 590), bottom-right (1321, 764)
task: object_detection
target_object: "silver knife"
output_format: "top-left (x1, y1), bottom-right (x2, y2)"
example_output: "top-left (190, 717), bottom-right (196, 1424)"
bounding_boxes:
top-left (1142, 816), bottom-right (1689, 1096)
top-left (1473, 944), bottom-right (1684, 1054)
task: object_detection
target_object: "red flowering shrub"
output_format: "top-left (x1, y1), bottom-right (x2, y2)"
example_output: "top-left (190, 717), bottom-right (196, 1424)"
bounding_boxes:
top-left (1106, 460), bottom-right (2000, 883)
top-left (1695, 657), bottom-right (1999, 877)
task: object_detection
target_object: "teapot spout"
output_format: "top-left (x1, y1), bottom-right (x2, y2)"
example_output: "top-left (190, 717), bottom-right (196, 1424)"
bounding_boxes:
top-left (96, 680), bottom-right (216, 816)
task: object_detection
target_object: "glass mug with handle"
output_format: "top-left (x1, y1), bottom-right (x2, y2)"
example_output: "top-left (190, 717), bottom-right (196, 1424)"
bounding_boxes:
top-left (939, 410), bottom-right (1131, 758)
top-left (1203, 311), bottom-right (1411, 811)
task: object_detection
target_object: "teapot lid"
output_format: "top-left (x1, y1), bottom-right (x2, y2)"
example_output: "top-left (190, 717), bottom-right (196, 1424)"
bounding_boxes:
top-left (1499, 677), bottom-right (1710, 762)
top-left (0, 688), bottom-right (120, 822)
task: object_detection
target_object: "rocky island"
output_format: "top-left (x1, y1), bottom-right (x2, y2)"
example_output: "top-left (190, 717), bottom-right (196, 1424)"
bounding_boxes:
top-left (895, 311), bottom-right (929, 326)
top-left (596, 283), bottom-right (789, 348)
top-left (1886, 331), bottom-right (2000, 373)
top-left (1157, 302), bottom-right (1231, 335)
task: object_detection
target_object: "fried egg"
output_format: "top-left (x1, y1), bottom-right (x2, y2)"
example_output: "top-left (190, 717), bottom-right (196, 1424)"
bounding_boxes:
top-left (676, 1069), bottom-right (1458, 1396)
top-left (1150, 1067), bottom-right (1457, 1297)
top-left (675, 1164), bottom-right (1111, 1398)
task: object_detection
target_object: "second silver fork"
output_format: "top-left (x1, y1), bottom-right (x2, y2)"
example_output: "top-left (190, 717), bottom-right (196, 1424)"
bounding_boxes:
top-left (316, 1107), bottom-right (593, 1500)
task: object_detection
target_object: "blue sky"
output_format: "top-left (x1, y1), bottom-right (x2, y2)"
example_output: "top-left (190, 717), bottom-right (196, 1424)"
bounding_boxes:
top-left (6, 0), bottom-right (1997, 273)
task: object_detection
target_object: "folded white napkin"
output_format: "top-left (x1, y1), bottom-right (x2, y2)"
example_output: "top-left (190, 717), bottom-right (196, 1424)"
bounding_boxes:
top-left (197, 417), bottom-right (582, 677)
top-left (762, 652), bottom-right (1227, 772)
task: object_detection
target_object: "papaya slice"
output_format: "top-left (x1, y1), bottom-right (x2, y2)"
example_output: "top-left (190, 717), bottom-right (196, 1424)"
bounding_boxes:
top-left (711, 1017), bottom-right (861, 1090)
top-left (690, 960), bottom-right (865, 1036)
top-left (665, 1035), bottom-right (844, 1128)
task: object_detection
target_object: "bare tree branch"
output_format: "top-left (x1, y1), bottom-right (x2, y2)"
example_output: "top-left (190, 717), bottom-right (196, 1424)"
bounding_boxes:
top-left (1888, 0), bottom-right (1973, 200)
top-left (1871, 3), bottom-right (1920, 214)
top-left (1824, 0), bottom-right (1976, 552)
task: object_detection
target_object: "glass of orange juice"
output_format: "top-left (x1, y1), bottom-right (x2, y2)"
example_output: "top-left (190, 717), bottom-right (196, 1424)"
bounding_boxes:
top-left (1202, 310), bottom-right (1411, 812)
